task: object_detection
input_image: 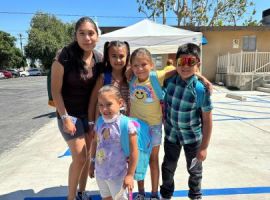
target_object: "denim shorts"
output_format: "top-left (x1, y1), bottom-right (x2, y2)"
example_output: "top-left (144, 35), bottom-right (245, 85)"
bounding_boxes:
top-left (57, 116), bottom-right (89, 141)
top-left (149, 123), bottom-right (162, 147)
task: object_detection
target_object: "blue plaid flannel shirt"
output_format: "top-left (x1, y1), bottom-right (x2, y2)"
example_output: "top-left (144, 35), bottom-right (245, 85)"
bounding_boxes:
top-left (164, 75), bottom-right (213, 145)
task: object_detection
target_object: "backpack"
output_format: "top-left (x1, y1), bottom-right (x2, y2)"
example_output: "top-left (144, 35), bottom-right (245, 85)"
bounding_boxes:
top-left (104, 71), bottom-right (112, 85)
top-left (149, 71), bottom-right (204, 108)
top-left (47, 69), bottom-right (54, 106)
top-left (194, 80), bottom-right (205, 109)
top-left (149, 71), bottom-right (166, 121)
top-left (130, 71), bottom-right (205, 121)
top-left (47, 49), bottom-right (103, 107)
top-left (96, 115), bottom-right (152, 181)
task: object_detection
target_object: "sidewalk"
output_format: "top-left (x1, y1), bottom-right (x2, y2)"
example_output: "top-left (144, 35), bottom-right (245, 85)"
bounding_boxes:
top-left (0, 86), bottom-right (270, 200)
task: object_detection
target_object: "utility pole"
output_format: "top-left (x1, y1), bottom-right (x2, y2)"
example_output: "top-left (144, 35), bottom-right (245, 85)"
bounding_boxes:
top-left (18, 33), bottom-right (23, 55)
top-left (18, 33), bottom-right (26, 70)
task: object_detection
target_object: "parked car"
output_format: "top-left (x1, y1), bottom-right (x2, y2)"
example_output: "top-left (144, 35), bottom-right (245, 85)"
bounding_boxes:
top-left (6, 69), bottom-right (20, 78)
top-left (28, 68), bottom-right (42, 76)
top-left (0, 72), bottom-right (5, 79)
top-left (19, 70), bottom-right (30, 77)
top-left (0, 70), bottom-right (12, 78)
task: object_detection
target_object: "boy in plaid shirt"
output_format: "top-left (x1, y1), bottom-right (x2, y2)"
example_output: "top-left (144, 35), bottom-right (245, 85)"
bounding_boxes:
top-left (160, 43), bottom-right (213, 200)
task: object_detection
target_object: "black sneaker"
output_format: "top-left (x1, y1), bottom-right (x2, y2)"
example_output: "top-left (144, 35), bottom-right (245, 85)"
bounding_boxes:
top-left (134, 193), bottom-right (145, 200)
top-left (76, 191), bottom-right (89, 200)
top-left (150, 197), bottom-right (160, 200)
top-left (189, 197), bottom-right (202, 200)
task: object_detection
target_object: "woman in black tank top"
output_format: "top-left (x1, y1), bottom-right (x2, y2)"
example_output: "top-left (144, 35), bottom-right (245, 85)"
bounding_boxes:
top-left (51, 17), bottom-right (103, 200)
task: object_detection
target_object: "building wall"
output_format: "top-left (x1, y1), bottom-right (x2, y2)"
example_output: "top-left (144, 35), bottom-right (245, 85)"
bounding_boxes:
top-left (155, 54), bottom-right (176, 70)
top-left (100, 26), bottom-right (270, 82)
top-left (202, 30), bottom-right (270, 81)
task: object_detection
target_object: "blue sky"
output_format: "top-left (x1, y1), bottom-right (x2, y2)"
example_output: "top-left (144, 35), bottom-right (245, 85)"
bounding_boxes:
top-left (0, 0), bottom-right (269, 47)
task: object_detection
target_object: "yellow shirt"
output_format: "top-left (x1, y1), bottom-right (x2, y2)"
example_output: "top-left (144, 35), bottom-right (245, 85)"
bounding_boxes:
top-left (163, 65), bottom-right (175, 72)
top-left (130, 70), bottom-right (166, 126)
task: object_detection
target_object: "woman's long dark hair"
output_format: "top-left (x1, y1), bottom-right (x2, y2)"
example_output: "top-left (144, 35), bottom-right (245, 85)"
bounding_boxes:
top-left (64, 17), bottom-right (99, 76)
top-left (103, 40), bottom-right (130, 82)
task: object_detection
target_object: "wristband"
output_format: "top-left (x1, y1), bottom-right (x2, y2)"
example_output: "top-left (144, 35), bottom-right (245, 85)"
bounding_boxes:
top-left (90, 157), bottom-right (95, 163)
top-left (88, 121), bottom-right (95, 126)
top-left (60, 114), bottom-right (69, 120)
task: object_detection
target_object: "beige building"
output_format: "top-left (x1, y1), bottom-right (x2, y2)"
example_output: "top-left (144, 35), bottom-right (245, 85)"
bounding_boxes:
top-left (198, 26), bottom-right (270, 82)
top-left (100, 26), bottom-right (270, 89)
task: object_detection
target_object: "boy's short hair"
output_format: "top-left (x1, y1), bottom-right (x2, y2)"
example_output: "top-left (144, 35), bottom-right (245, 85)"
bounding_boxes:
top-left (176, 43), bottom-right (200, 59)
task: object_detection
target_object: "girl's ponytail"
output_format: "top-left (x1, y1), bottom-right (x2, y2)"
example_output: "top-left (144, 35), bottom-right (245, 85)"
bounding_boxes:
top-left (103, 41), bottom-right (111, 71)
top-left (124, 41), bottom-right (130, 65)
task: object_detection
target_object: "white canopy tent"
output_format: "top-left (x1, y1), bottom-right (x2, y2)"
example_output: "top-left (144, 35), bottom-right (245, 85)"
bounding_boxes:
top-left (96, 19), bottom-right (202, 55)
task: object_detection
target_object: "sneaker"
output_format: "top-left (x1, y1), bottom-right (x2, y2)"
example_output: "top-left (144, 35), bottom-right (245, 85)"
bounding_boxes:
top-left (160, 197), bottom-right (170, 200)
top-left (150, 197), bottom-right (160, 200)
top-left (189, 197), bottom-right (202, 200)
top-left (76, 191), bottom-right (89, 200)
top-left (135, 193), bottom-right (145, 200)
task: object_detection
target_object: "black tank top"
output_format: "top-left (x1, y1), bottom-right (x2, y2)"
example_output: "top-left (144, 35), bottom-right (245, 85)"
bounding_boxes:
top-left (58, 46), bottom-right (103, 118)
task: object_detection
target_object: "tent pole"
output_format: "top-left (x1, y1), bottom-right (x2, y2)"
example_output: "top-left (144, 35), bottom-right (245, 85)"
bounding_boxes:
top-left (200, 43), bottom-right (203, 74)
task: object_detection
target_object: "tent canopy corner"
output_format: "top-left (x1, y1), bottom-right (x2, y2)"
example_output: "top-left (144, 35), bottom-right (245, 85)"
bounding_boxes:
top-left (96, 19), bottom-right (203, 55)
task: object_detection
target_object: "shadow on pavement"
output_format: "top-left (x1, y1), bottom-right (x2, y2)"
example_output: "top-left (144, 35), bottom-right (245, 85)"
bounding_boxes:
top-left (0, 186), bottom-right (102, 200)
top-left (0, 186), bottom-right (67, 200)
top-left (32, 112), bottom-right (56, 119)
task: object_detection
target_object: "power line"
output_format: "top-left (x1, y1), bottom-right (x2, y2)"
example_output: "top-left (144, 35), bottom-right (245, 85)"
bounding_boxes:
top-left (0, 11), bottom-right (177, 19)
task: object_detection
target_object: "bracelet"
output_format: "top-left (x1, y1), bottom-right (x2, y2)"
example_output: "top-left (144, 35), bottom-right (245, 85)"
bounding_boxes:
top-left (90, 157), bottom-right (95, 163)
top-left (60, 114), bottom-right (69, 120)
top-left (88, 121), bottom-right (95, 126)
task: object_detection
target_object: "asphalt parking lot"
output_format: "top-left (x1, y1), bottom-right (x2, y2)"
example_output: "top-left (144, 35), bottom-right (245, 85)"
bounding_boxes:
top-left (0, 83), bottom-right (269, 200)
top-left (0, 76), bottom-right (55, 155)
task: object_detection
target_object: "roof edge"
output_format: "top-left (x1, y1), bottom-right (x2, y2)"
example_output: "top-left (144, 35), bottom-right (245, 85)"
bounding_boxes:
top-left (100, 25), bottom-right (270, 34)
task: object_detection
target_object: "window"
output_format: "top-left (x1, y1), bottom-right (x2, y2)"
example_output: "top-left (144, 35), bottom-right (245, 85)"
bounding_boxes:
top-left (242, 35), bottom-right (256, 51)
top-left (152, 55), bottom-right (163, 69)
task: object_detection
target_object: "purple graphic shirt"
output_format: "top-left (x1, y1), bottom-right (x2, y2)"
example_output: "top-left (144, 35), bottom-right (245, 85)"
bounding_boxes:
top-left (95, 115), bottom-right (137, 180)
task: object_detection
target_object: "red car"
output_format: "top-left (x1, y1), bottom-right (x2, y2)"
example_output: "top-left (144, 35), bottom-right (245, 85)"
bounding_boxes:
top-left (0, 70), bottom-right (12, 78)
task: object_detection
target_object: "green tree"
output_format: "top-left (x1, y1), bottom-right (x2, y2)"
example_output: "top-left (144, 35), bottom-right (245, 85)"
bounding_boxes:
top-left (0, 31), bottom-right (25, 69)
top-left (9, 48), bottom-right (27, 68)
top-left (206, 0), bottom-right (255, 26)
top-left (137, 0), bottom-right (256, 26)
top-left (174, 0), bottom-right (256, 26)
top-left (24, 12), bottom-right (73, 70)
top-left (242, 13), bottom-right (261, 26)
top-left (137, 0), bottom-right (175, 24)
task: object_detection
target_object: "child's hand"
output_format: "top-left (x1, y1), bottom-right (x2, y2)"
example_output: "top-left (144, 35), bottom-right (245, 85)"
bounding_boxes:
top-left (199, 77), bottom-right (213, 94)
top-left (123, 174), bottom-right (134, 192)
top-left (195, 72), bottom-right (213, 94)
top-left (63, 118), bottom-right (76, 135)
top-left (204, 79), bottom-right (213, 94)
top-left (196, 148), bottom-right (207, 162)
top-left (89, 162), bottom-right (95, 178)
